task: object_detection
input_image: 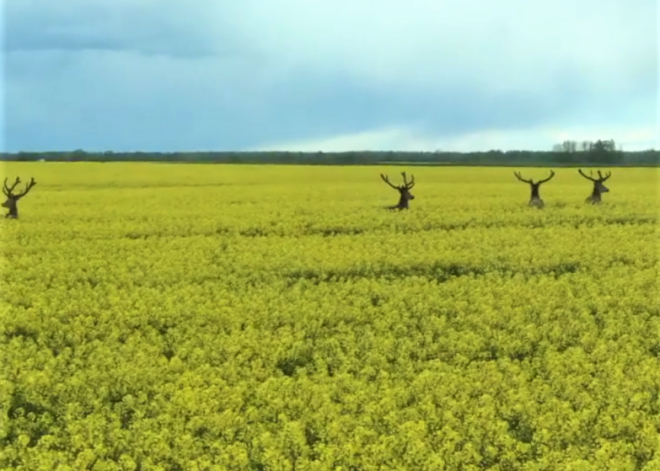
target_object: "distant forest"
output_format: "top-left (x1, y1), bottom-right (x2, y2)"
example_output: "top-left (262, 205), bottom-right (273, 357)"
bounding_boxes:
top-left (2, 139), bottom-right (658, 166)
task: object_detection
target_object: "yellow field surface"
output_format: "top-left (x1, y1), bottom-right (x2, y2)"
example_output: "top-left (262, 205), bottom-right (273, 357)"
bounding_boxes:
top-left (1, 163), bottom-right (659, 470)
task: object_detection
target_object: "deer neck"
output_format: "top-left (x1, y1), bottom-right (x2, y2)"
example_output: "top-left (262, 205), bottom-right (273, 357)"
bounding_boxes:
top-left (5, 200), bottom-right (18, 218)
top-left (530, 185), bottom-right (541, 199)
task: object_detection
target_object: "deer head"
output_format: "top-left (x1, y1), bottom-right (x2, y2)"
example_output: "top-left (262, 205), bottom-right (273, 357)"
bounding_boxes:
top-left (2, 177), bottom-right (37, 219)
top-left (578, 169), bottom-right (611, 204)
top-left (380, 171), bottom-right (415, 210)
top-left (513, 170), bottom-right (555, 207)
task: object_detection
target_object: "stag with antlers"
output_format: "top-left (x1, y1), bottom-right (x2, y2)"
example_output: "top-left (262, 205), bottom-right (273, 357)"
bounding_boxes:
top-left (578, 169), bottom-right (611, 204)
top-left (380, 172), bottom-right (415, 210)
top-left (513, 170), bottom-right (555, 208)
top-left (2, 177), bottom-right (37, 219)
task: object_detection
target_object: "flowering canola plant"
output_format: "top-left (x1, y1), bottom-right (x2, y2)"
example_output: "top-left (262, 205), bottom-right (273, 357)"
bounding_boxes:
top-left (1, 163), bottom-right (659, 470)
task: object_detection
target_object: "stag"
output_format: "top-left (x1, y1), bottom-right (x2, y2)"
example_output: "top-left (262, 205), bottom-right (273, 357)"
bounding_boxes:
top-left (513, 170), bottom-right (555, 208)
top-left (380, 172), bottom-right (415, 210)
top-left (2, 177), bottom-right (37, 219)
top-left (578, 169), bottom-right (611, 204)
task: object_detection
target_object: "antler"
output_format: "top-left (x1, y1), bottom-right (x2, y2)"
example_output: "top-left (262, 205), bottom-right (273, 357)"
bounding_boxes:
top-left (14, 178), bottom-right (37, 198)
top-left (578, 169), bottom-right (596, 181)
top-left (401, 172), bottom-right (415, 189)
top-left (537, 170), bottom-right (555, 184)
top-left (597, 170), bottom-right (611, 182)
top-left (380, 173), bottom-right (399, 189)
top-left (3, 177), bottom-right (21, 197)
top-left (513, 171), bottom-right (532, 184)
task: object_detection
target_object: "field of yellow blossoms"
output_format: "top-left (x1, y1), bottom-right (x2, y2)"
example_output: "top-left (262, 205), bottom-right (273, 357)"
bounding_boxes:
top-left (1, 162), bottom-right (659, 470)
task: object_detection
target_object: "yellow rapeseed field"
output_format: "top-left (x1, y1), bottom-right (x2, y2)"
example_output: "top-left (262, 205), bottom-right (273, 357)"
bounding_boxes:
top-left (1, 163), bottom-right (659, 470)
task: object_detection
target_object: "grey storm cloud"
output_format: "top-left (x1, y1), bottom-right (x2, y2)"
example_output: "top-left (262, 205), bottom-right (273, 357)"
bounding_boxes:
top-left (5, 0), bottom-right (224, 57)
top-left (3, 0), bottom-right (657, 152)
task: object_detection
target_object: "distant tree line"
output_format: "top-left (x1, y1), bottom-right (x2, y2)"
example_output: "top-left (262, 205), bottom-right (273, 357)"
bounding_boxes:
top-left (2, 139), bottom-right (658, 166)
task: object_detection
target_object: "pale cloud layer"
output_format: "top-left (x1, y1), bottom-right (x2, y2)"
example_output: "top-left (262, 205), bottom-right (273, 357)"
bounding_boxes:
top-left (255, 125), bottom-right (659, 153)
top-left (3, 0), bottom-right (658, 152)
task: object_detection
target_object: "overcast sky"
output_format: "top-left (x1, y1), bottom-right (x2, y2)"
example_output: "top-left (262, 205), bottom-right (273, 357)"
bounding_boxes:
top-left (3, 0), bottom-right (658, 152)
